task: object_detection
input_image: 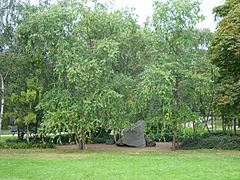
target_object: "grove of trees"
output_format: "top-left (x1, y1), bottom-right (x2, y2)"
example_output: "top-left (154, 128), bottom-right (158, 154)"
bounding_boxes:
top-left (0, 0), bottom-right (239, 149)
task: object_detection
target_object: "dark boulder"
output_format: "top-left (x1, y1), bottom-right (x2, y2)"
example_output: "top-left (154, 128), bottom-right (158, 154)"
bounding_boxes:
top-left (115, 120), bottom-right (156, 148)
top-left (145, 135), bottom-right (156, 147)
top-left (116, 138), bottom-right (124, 146)
top-left (122, 120), bottom-right (146, 148)
top-left (105, 139), bottom-right (115, 145)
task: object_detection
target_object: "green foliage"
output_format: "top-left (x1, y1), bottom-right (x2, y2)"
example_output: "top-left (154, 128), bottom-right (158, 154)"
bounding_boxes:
top-left (0, 141), bottom-right (54, 149)
top-left (10, 80), bottom-right (41, 125)
top-left (213, 0), bottom-right (240, 18)
top-left (180, 126), bottom-right (205, 139)
top-left (1, 0), bottom-right (229, 149)
top-left (3, 136), bottom-right (54, 148)
top-left (0, 0), bottom-right (46, 138)
top-left (180, 134), bottom-right (240, 150)
top-left (145, 122), bottom-right (173, 142)
top-left (210, 0), bottom-right (240, 116)
top-left (135, 65), bottom-right (174, 119)
top-left (28, 134), bottom-right (77, 145)
top-left (135, 0), bottom-right (213, 149)
top-left (0, 0), bottom-right (31, 49)
top-left (211, 1), bottom-right (240, 79)
top-left (23, 1), bottom-right (135, 148)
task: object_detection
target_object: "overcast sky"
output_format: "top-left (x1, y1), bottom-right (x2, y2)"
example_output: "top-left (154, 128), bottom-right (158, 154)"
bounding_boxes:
top-left (104, 0), bottom-right (224, 31)
top-left (33, 0), bottom-right (224, 31)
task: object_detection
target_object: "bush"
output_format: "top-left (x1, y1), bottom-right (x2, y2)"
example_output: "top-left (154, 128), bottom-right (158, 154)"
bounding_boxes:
top-left (180, 135), bottom-right (240, 150)
top-left (32, 127), bottom-right (113, 145)
top-left (5, 138), bottom-right (25, 143)
top-left (89, 127), bottom-right (113, 144)
top-left (179, 123), bottom-right (205, 139)
top-left (90, 134), bottom-right (113, 144)
top-left (146, 125), bottom-right (173, 142)
top-left (146, 132), bottom-right (173, 142)
top-left (28, 134), bottom-right (77, 145)
top-left (0, 141), bottom-right (54, 149)
top-left (90, 137), bottom-right (108, 144)
top-left (32, 133), bottom-right (112, 145)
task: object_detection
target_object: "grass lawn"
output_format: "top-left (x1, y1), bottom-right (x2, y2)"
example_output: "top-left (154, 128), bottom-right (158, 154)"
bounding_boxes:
top-left (0, 129), bottom-right (12, 135)
top-left (0, 148), bottom-right (240, 180)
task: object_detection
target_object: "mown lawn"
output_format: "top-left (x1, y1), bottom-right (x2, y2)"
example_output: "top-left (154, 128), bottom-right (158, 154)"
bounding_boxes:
top-left (0, 148), bottom-right (240, 180)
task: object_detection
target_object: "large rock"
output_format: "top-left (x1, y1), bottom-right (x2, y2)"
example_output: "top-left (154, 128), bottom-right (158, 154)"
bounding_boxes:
top-left (105, 139), bottom-right (115, 145)
top-left (145, 135), bottom-right (156, 147)
top-left (122, 120), bottom-right (146, 148)
top-left (116, 137), bottom-right (124, 146)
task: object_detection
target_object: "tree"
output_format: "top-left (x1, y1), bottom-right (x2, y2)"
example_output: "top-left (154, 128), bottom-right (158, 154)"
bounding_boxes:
top-left (0, 0), bottom-right (32, 136)
top-left (17, 0), bottom-right (138, 149)
top-left (2, 0), bottom-right (219, 147)
top-left (209, 0), bottom-right (240, 127)
top-left (135, 0), bottom-right (211, 150)
top-left (10, 79), bottom-right (42, 142)
top-left (211, 0), bottom-right (240, 80)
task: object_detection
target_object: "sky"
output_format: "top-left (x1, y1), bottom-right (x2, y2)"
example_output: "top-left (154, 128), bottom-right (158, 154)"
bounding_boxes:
top-left (33, 0), bottom-right (225, 31)
top-left (104, 0), bottom-right (224, 31)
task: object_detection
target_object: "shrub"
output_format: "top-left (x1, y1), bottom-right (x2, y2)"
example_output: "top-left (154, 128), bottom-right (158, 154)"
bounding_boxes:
top-left (179, 123), bottom-right (205, 139)
top-left (28, 134), bottom-right (77, 145)
top-left (149, 132), bottom-right (173, 142)
top-left (0, 141), bottom-right (54, 149)
top-left (90, 137), bottom-right (108, 144)
top-left (180, 135), bottom-right (240, 150)
top-left (146, 126), bottom-right (173, 142)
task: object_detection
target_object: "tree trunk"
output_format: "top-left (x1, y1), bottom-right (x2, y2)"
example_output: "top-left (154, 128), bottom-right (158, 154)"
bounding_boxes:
top-left (113, 128), bottom-right (117, 143)
top-left (203, 116), bottom-right (210, 133)
top-left (192, 121), bottom-right (196, 135)
top-left (222, 116), bottom-right (226, 134)
top-left (211, 117), bottom-right (214, 133)
top-left (203, 87), bottom-right (214, 134)
top-left (18, 126), bottom-right (24, 140)
top-left (26, 124), bottom-right (30, 143)
top-left (77, 129), bottom-right (86, 150)
top-left (172, 129), bottom-right (179, 151)
top-left (172, 77), bottom-right (180, 151)
top-left (35, 118), bottom-right (39, 134)
top-left (0, 73), bottom-right (4, 137)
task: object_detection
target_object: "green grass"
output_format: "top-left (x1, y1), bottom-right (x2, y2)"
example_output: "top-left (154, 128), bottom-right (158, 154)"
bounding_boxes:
top-left (0, 129), bottom-right (12, 135)
top-left (0, 148), bottom-right (240, 180)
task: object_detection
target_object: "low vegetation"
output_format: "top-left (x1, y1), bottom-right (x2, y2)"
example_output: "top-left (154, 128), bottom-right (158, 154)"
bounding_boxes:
top-left (0, 136), bottom-right (54, 149)
top-left (0, 141), bottom-right (54, 149)
top-left (180, 135), bottom-right (240, 150)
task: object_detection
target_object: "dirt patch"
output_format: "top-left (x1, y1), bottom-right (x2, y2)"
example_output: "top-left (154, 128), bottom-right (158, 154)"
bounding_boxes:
top-left (56, 142), bottom-right (172, 152)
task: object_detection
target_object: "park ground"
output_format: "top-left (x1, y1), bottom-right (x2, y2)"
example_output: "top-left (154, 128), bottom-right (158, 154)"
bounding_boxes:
top-left (0, 142), bottom-right (240, 180)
